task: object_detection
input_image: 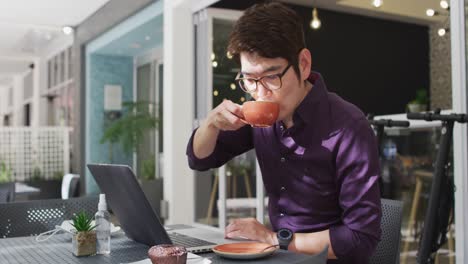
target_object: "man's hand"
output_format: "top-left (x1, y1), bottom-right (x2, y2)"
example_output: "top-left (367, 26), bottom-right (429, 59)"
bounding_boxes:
top-left (193, 99), bottom-right (245, 159)
top-left (225, 218), bottom-right (277, 245)
top-left (206, 99), bottom-right (245, 131)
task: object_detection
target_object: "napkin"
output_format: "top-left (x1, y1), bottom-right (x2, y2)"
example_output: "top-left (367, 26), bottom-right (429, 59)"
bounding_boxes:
top-left (122, 253), bottom-right (211, 264)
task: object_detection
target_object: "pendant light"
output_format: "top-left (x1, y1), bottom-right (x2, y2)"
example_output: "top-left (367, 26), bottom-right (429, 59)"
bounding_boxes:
top-left (310, 8), bottom-right (321, 30)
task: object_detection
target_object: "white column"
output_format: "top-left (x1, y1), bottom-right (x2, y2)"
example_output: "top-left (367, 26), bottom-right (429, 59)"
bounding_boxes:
top-left (450, 0), bottom-right (468, 262)
top-left (38, 57), bottom-right (49, 126)
top-left (12, 75), bottom-right (24, 126)
top-left (163, 0), bottom-right (195, 224)
top-left (31, 58), bottom-right (41, 127)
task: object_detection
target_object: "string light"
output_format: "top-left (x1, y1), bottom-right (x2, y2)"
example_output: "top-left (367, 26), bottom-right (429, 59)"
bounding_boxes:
top-left (372, 0), bottom-right (383, 8)
top-left (426, 9), bottom-right (437, 17)
top-left (438, 28), bottom-right (449, 37)
top-left (310, 8), bottom-right (321, 30)
top-left (440, 0), bottom-right (449, 9)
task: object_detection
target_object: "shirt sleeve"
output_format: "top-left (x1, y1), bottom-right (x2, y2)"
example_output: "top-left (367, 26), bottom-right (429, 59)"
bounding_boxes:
top-left (186, 125), bottom-right (254, 171)
top-left (330, 117), bottom-right (382, 261)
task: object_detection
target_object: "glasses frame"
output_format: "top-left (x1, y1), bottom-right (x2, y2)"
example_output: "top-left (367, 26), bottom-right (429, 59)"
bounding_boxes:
top-left (235, 64), bottom-right (292, 93)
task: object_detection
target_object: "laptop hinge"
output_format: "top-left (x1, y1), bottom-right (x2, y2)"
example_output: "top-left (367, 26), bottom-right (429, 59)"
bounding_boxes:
top-left (160, 200), bottom-right (169, 219)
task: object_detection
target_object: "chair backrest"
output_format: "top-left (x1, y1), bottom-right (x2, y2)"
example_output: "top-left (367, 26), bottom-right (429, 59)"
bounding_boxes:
top-left (0, 182), bottom-right (15, 203)
top-left (61, 174), bottom-right (80, 199)
top-left (0, 196), bottom-right (98, 238)
top-left (370, 198), bottom-right (404, 264)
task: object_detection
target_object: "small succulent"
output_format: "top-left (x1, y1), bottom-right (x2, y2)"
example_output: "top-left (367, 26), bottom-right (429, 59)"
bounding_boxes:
top-left (71, 211), bottom-right (97, 232)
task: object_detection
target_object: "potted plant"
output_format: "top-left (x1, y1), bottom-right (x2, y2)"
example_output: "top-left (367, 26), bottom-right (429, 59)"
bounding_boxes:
top-left (100, 101), bottom-right (159, 160)
top-left (407, 89), bottom-right (428, 112)
top-left (100, 101), bottom-right (163, 217)
top-left (140, 155), bottom-right (164, 219)
top-left (71, 211), bottom-right (97, 257)
top-left (0, 161), bottom-right (11, 183)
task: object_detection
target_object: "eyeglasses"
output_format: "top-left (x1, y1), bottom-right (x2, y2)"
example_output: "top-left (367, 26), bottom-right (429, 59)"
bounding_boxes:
top-left (235, 64), bottom-right (292, 93)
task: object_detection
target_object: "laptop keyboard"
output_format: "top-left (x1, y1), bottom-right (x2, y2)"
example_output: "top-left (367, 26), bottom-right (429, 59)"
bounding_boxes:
top-left (169, 232), bottom-right (216, 249)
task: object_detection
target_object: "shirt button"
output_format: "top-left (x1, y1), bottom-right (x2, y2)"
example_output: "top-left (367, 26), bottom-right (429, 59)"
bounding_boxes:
top-left (280, 157), bottom-right (286, 163)
top-left (279, 213), bottom-right (285, 217)
top-left (280, 125), bottom-right (284, 130)
top-left (280, 186), bottom-right (286, 191)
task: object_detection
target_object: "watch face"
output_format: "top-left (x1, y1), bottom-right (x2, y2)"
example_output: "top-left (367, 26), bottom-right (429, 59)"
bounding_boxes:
top-left (278, 229), bottom-right (293, 240)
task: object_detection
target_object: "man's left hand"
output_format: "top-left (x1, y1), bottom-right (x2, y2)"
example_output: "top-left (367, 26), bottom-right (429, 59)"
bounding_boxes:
top-left (225, 218), bottom-right (277, 245)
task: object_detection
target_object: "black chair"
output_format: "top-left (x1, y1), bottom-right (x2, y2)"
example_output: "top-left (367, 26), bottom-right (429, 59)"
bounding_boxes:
top-left (370, 198), bottom-right (404, 264)
top-left (0, 196), bottom-right (98, 238)
top-left (0, 182), bottom-right (15, 203)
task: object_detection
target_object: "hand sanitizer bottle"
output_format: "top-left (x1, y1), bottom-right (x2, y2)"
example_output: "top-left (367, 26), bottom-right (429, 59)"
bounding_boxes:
top-left (95, 194), bottom-right (111, 254)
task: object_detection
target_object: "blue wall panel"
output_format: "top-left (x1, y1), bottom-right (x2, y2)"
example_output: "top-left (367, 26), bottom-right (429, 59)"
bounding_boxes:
top-left (85, 54), bottom-right (133, 194)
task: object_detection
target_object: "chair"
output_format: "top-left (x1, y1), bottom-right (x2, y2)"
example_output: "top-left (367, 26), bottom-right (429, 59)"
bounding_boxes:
top-left (61, 174), bottom-right (80, 199)
top-left (0, 182), bottom-right (15, 203)
top-left (0, 196), bottom-right (98, 238)
top-left (369, 198), bottom-right (404, 264)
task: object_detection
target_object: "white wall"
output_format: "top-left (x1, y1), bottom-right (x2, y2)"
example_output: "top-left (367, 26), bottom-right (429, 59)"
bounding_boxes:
top-left (0, 34), bottom-right (73, 128)
top-left (38, 34), bottom-right (74, 126)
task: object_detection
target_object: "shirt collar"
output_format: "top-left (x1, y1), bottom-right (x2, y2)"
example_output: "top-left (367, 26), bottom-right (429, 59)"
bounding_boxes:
top-left (293, 71), bottom-right (329, 125)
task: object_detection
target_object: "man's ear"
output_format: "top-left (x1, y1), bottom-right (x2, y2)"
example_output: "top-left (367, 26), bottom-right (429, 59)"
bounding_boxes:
top-left (298, 48), bottom-right (312, 81)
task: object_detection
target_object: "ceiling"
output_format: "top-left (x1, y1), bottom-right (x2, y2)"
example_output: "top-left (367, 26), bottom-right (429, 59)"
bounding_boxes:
top-left (94, 15), bottom-right (163, 57)
top-left (0, 0), bottom-right (110, 86)
top-left (283, 0), bottom-right (448, 25)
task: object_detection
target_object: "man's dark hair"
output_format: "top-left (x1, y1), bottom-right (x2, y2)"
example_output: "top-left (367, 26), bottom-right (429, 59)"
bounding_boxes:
top-left (227, 2), bottom-right (306, 79)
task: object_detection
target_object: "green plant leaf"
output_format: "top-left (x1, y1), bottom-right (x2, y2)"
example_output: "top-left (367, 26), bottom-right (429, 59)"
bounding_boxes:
top-left (71, 211), bottom-right (96, 232)
top-left (100, 101), bottom-right (159, 155)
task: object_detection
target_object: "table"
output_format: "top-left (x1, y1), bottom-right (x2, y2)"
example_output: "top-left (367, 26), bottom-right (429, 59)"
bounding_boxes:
top-left (14, 182), bottom-right (40, 202)
top-left (0, 232), bottom-right (326, 264)
top-left (15, 182), bottom-right (40, 195)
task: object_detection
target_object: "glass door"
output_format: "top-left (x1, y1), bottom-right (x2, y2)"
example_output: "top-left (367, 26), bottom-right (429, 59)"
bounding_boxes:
top-left (193, 8), bottom-right (267, 230)
top-left (136, 63), bottom-right (155, 178)
top-left (134, 59), bottom-right (164, 220)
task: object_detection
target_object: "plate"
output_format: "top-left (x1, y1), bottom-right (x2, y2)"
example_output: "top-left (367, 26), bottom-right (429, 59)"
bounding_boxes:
top-left (212, 242), bottom-right (277, 260)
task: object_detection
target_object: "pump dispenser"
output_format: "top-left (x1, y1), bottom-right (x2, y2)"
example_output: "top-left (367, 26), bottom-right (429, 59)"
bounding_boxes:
top-left (95, 194), bottom-right (111, 254)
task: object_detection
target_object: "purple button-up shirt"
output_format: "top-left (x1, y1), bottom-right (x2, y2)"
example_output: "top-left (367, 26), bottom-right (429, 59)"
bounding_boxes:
top-left (187, 72), bottom-right (381, 263)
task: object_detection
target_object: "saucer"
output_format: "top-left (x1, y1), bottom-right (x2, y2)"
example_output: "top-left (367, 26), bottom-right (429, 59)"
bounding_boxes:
top-left (212, 242), bottom-right (277, 260)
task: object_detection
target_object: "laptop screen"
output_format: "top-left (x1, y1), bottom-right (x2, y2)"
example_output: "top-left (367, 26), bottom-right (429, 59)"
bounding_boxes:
top-left (87, 163), bottom-right (172, 246)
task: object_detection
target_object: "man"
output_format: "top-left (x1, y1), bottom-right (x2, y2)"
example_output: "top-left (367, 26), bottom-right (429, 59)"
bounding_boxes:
top-left (186, 2), bottom-right (381, 263)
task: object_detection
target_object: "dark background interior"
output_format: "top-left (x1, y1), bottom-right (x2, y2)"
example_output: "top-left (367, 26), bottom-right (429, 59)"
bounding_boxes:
top-left (212, 0), bottom-right (430, 116)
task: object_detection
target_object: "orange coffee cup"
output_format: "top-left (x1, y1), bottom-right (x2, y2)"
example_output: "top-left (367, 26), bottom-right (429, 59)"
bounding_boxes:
top-left (241, 101), bottom-right (280, 127)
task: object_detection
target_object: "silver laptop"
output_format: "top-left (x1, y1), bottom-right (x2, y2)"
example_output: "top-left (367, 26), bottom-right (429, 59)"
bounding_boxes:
top-left (87, 163), bottom-right (234, 253)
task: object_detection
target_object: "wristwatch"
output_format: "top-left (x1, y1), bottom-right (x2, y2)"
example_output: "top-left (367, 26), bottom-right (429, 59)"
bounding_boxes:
top-left (277, 228), bottom-right (294, 250)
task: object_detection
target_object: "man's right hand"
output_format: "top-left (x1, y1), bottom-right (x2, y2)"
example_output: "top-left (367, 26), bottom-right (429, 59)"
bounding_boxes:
top-left (193, 100), bottom-right (246, 159)
top-left (206, 99), bottom-right (246, 131)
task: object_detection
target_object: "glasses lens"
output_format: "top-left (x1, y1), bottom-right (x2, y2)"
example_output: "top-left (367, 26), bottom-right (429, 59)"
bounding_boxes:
top-left (262, 75), bottom-right (281, 90)
top-left (239, 79), bottom-right (257, 92)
